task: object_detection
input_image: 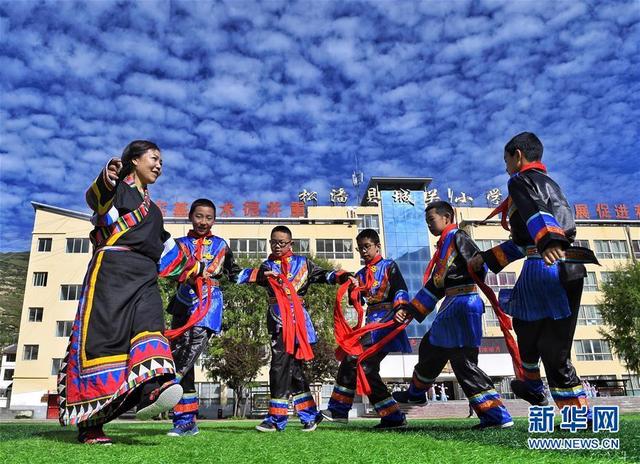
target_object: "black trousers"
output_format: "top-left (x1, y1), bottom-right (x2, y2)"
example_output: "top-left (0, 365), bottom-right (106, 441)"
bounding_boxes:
top-left (512, 279), bottom-right (583, 391)
top-left (171, 326), bottom-right (213, 393)
top-left (335, 351), bottom-right (390, 405)
top-left (414, 336), bottom-right (494, 399)
top-left (269, 330), bottom-right (311, 398)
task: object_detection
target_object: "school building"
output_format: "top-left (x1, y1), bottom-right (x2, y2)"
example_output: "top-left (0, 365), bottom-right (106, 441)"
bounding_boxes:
top-left (8, 176), bottom-right (640, 418)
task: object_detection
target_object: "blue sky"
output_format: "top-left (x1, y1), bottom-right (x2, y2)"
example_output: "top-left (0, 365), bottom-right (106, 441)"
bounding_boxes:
top-left (1, 0), bottom-right (638, 251)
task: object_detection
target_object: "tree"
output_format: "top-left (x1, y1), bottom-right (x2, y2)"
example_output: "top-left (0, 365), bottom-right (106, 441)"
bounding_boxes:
top-left (158, 278), bottom-right (178, 328)
top-left (598, 262), bottom-right (640, 374)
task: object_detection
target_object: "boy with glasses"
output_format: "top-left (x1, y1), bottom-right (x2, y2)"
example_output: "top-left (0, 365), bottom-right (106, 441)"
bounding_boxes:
top-left (321, 228), bottom-right (412, 429)
top-left (244, 226), bottom-right (352, 432)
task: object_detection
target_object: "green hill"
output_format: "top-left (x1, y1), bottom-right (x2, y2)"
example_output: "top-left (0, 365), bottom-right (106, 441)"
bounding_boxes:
top-left (0, 252), bottom-right (29, 347)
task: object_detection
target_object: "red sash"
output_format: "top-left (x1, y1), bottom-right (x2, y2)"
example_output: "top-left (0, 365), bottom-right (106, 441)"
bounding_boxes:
top-left (267, 251), bottom-right (314, 361)
top-left (164, 232), bottom-right (213, 340)
top-left (422, 223), bottom-right (458, 285)
top-left (333, 255), bottom-right (409, 395)
top-left (468, 264), bottom-right (524, 380)
top-left (485, 162), bottom-right (547, 231)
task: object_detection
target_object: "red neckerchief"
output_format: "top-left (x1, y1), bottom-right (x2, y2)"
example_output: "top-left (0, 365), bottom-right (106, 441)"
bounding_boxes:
top-left (269, 249), bottom-right (294, 276)
top-left (485, 161), bottom-right (548, 231)
top-left (187, 230), bottom-right (213, 261)
top-left (363, 254), bottom-right (383, 290)
top-left (422, 223), bottom-right (458, 285)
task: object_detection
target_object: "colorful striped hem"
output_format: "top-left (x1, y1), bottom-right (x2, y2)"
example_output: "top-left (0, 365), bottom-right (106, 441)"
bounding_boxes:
top-left (374, 397), bottom-right (400, 418)
top-left (293, 392), bottom-right (316, 411)
top-left (268, 398), bottom-right (289, 417)
top-left (550, 385), bottom-right (586, 398)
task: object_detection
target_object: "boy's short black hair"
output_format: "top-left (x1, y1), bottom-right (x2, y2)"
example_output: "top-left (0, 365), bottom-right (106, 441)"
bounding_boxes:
top-left (425, 200), bottom-right (455, 220)
top-left (189, 198), bottom-right (216, 219)
top-left (505, 132), bottom-right (543, 162)
top-left (356, 228), bottom-right (380, 245)
top-left (271, 225), bottom-right (293, 239)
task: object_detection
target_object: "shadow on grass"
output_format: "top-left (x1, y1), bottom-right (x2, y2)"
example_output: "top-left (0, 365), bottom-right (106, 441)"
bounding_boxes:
top-left (0, 423), bottom-right (177, 446)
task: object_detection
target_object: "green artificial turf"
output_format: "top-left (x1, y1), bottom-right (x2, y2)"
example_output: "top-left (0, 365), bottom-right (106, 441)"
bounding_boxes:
top-left (0, 415), bottom-right (637, 464)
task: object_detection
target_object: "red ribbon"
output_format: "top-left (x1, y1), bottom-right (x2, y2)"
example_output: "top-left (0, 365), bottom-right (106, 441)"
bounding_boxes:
top-left (422, 223), bottom-right (458, 285)
top-left (333, 280), bottom-right (409, 396)
top-left (467, 264), bottom-right (524, 380)
top-left (164, 232), bottom-right (214, 341)
top-left (164, 276), bottom-right (213, 341)
top-left (485, 162), bottom-right (548, 231)
top-left (268, 275), bottom-right (314, 361)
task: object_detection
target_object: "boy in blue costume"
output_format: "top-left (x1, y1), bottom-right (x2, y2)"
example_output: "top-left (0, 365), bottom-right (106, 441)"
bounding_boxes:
top-left (165, 199), bottom-right (249, 437)
top-left (321, 228), bottom-right (411, 429)
top-left (244, 226), bottom-right (351, 432)
top-left (470, 132), bottom-right (598, 415)
top-left (394, 201), bottom-right (513, 429)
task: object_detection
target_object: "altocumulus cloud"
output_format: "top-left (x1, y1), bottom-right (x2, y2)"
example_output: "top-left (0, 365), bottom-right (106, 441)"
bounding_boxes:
top-left (0, 0), bottom-right (639, 250)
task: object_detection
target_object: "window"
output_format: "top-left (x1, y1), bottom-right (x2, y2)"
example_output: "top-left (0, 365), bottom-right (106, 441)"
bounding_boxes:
top-left (37, 238), bottom-right (52, 252)
top-left (622, 374), bottom-right (640, 395)
top-left (475, 239), bottom-right (504, 252)
top-left (632, 240), bottom-right (640, 259)
top-left (584, 272), bottom-right (598, 292)
top-left (594, 240), bottom-right (629, 259)
top-left (56, 321), bottom-right (73, 337)
top-left (60, 284), bottom-right (82, 301)
top-left (292, 239), bottom-right (311, 256)
top-left (5, 353), bottom-right (16, 363)
top-left (28, 307), bottom-right (43, 322)
top-left (23, 345), bottom-right (38, 360)
top-left (32, 272), bottom-right (48, 287)
top-left (357, 214), bottom-right (380, 233)
top-left (315, 239), bottom-right (354, 259)
top-left (485, 272), bottom-right (516, 292)
top-left (574, 340), bottom-right (613, 361)
top-left (198, 382), bottom-right (221, 400)
top-left (484, 310), bottom-right (500, 328)
top-left (577, 305), bottom-right (603, 326)
top-left (51, 358), bottom-right (63, 376)
top-left (230, 239), bottom-right (267, 258)
top-left (3, 369), bottom-right (13, 381)
top-left (573, 239), bottom-right (590, 249)
top-left (66, 238), bottom-right (90, 253)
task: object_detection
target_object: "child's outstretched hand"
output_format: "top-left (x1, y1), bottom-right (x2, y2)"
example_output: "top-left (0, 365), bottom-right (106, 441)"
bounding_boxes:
top-left (263, 270), bottom-right (278, 278)
top-left (106, 158), bottom-right (122, 183)
top-left (394, 309), bottom-right (412, 324)
top-left (348, 276), bottom-right (359, 287)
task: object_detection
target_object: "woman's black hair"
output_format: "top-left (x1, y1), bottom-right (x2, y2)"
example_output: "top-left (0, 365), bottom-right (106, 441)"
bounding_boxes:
top-left (117, 140), bottom-right (160, 183)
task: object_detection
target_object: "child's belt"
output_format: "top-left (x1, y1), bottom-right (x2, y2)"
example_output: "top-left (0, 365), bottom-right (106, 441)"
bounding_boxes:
top-left (445, 284), bottom-right (478, 296)
top-left (525, 245), bottom-right (600, 264)
top-left (366, 302), bottom-right (393, 313)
